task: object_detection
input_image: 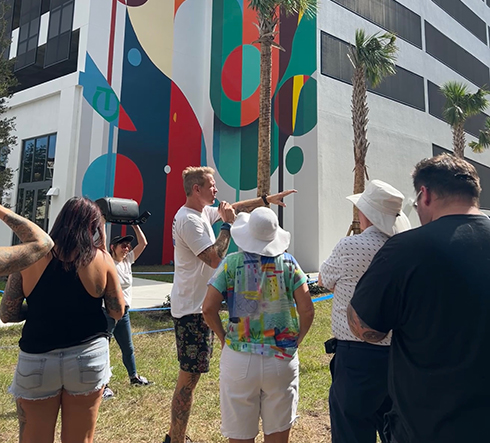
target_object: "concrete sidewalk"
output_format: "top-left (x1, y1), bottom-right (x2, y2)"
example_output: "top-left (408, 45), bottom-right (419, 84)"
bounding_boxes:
top-left (0, 277), bottom-right (173, 328)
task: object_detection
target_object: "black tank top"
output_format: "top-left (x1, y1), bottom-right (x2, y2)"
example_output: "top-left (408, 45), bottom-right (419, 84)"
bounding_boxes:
top-left (19, 257), bottom-right (108, 353)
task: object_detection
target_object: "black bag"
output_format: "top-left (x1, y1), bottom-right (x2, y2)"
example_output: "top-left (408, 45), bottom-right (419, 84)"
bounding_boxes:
top-left (324, 337), bottom-right (338, 354)
top-left (95, 197), bottom-right (151, 225)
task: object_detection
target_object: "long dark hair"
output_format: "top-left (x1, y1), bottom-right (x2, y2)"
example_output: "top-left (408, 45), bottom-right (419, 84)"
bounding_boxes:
top-left (49, 197), bottom-right (104, 270)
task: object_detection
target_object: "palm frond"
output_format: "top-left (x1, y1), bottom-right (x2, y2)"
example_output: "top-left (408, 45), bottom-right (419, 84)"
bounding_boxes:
top-left (469, 118), bottom-right (490, 153)
top-left (351, 29), bottom-right (397, 87)
top-left (441, 81), bottom-right (490, 126)
top-left (248, 0), bottom-right (317, 18)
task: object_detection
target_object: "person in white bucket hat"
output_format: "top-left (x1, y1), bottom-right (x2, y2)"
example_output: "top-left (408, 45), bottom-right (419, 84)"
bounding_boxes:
top-left (203, 207), bottom-right (315, 443)
top-left (318, 179), bottom-right (411, 443)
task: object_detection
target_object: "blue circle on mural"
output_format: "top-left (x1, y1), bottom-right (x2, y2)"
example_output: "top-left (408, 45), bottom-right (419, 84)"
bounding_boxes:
top-left (128, 48), bottom-right (142, 67)
top-left (286, 146), bottom-right (304, 175)
top-left (82, 153), bottom-right (117, 201)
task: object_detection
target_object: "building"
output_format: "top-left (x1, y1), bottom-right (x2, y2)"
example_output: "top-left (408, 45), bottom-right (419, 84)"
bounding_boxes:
top-left (0, 0), bottom-right (490, 272)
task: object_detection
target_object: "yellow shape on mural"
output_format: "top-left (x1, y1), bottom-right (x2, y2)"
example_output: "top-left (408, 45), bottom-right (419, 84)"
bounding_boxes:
top-left (127, 0), bottom-right (175, 78)
top-left (292, 75), bottom-right (305, 132)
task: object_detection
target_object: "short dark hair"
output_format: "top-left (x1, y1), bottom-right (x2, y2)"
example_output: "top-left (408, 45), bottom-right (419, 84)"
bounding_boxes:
top-left (412, 154), bottom-right (481, 205)
top-left (50, 197), bottom-right (104, 270)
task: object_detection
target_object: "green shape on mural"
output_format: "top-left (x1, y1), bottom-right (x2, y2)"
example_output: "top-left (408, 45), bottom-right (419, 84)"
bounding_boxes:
top-left (294, 77), bottom-right (317, 136)
top-left (242, 45), bottom-right (261, 100)
top-left (286, 146), bottom-right (304, 175)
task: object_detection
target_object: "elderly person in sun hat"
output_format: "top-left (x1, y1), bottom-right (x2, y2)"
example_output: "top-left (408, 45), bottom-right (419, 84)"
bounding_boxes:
top-left (203, 207), bottom-right (315, 443)
top-left (318, 179), bottom-right (411, 443)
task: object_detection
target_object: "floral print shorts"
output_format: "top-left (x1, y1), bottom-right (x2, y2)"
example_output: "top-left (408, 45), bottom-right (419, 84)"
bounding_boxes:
top-left (172, 314), bottom-right (214, 373)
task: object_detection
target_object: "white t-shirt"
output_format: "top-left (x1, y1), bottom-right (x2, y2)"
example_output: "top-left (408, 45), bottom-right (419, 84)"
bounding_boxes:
top-left (171, 205), bottom-right (221, 318)
top-left (114, 250), bottom-right (135, 307)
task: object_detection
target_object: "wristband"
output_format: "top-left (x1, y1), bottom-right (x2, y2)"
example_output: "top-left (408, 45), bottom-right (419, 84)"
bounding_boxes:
top-left (221, 222), bottom-right (231, 231)
top-left (261, 194), bottom-right (269, 206)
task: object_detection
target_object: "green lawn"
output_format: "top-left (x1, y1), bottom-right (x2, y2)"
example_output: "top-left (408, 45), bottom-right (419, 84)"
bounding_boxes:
top-left (0, 298), bottom-right (334, 442)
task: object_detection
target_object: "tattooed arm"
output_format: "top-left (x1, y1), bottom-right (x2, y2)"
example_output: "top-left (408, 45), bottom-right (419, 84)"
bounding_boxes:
top-left (0, 272), bottom-right (27, 323)
top-left (0, 206), bottom-right (53, 276)
top-left (102, 251), bottom-right (125, 320)
top-left (347, 303), bottom-right (388, 343)
top-left (203, 286), bottom-right (227, 347)
top-left (232, 189), bottom-right (297, 214)
top-left (197, 229), bottom-right (231, 269)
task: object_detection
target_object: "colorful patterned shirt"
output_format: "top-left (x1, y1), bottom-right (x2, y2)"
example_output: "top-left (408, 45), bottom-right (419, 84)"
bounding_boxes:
top-left (208, 251), bottom-right (307, 359)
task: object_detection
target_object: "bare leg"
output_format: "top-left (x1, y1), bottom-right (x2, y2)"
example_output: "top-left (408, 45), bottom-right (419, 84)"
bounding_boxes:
top-left (263, 428), bottom-right (291, 443)
top-left (60, 388), bottom-right (104, 443)
top-left (16, 394), bottom-right (61, 443)
top-left (169, 370), bottom-right (201, 443)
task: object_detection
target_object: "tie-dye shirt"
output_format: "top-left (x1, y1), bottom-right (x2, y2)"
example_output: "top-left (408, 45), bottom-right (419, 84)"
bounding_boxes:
top-left (208, 251), bottom-right (307, 360)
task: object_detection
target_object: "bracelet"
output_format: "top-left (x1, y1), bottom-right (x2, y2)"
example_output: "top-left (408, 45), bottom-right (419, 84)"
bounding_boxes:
top-left (261, 194), bottom-right (269, 206)
top-left (221, 222), bottom-right (231, 231)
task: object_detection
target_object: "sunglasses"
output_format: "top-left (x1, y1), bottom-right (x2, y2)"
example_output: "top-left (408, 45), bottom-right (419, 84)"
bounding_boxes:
top-left (412, 189), bottom-right (424, 211)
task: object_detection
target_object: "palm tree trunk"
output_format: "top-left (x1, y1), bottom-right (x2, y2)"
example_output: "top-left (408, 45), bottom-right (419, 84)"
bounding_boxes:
top-left (453, 122), bottom-right (466, 158)
top-left (257, 36), bottom-right (272, 196)
top-left (349, 66), bottom-right (369, 235)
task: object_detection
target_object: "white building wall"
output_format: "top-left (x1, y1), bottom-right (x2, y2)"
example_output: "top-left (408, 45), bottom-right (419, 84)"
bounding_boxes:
top-left (317, 0), bottom-right (490, 266)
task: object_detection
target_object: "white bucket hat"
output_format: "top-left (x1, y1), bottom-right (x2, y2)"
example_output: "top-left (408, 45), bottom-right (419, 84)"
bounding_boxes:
top-left (231, 207), bottom-right (291, 257)
top-left (346, 179), bottom-right (411, 237)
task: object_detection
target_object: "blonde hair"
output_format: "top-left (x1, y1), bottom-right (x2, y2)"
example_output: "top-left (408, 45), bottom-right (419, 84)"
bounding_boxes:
top-left (182, 166), bottom-right (215, 196)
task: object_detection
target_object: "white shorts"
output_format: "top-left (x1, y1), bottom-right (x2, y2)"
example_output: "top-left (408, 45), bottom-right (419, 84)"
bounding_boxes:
top-left (219, 345), bottom-right (299, 439)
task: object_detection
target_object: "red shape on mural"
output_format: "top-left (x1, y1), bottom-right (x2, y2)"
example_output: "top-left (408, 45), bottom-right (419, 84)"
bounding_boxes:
top-left (117, 0), bottom-right (149, 6)
top-left (114, 154), bottom-right (144, 204)
top-left (119, 105), bottom-right (137, 131)
top-left (222, 46), bottom-right (243, 102)
top-left (163, 82), bottom-right (203, 263)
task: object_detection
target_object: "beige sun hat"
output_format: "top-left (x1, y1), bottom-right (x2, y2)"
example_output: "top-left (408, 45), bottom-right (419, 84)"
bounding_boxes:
top-left (230, 207), bottom-right (291, 257)
top-left (346, 179), bottom-right (411, 237)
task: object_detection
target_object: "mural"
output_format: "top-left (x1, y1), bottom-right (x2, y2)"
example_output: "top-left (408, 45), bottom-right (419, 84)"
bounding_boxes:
top-left (79, 0), bottom-right (317, 265)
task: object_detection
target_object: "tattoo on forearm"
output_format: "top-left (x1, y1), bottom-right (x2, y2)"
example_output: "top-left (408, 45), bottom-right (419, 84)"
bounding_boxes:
top-left (0, 213), bottom-right (52, 276)
top-left (215, 229), bottom-right (231, 259)
top-left (171, 373), bottom-right (200, 441)
top-left (233, 197), bottom-right (262, 214)
top-left (197, 230), bottom-right (231, 266)
top-left (0, 272), bottom-right (27, 323)
top-left (104, 286), bottom-right (123, 316)
top-left (347, 303), bottom-right (387, 343)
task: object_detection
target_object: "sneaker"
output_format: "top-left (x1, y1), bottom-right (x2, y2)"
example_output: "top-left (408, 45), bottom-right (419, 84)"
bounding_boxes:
top-left (130, 374), bottom-right (153, 386)
top-left (102, 386), bottom-right (114, 400)
top-left (163, 434), bottom-right (193, 443)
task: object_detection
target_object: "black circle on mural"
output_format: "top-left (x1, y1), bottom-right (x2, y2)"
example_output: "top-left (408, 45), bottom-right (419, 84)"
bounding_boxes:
top-left (118, 0), bottom-right (149, 6)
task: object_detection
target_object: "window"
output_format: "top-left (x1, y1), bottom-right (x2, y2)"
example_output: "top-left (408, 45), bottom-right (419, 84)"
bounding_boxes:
top-left (15, 133), bottom-right (56, 233)
top-left (330, 0), bottom-right (422, 48)
top-left (44, 0), bottom-right (74, 68)
top-left (433, 144), bottom-right (490, 210)
top-left (425, 22), bottom-right (490, 88)
top-left (431, 0), bottom-right (486, 44)
top-left (15, 0), bottom-right (42, 71)
top-left (321, 32), bottom-right (425, 111)
top-left (428, 81), bottom-right (489, 140)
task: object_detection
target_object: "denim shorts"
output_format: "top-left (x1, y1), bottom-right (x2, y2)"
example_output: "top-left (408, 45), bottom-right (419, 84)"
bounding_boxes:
top-left (9, 337), bottom-right (111, 400)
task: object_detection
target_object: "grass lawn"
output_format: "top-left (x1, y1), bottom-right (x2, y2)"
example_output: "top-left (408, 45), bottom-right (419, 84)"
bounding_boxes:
top-left (0, 296), bottom-right (334, 442)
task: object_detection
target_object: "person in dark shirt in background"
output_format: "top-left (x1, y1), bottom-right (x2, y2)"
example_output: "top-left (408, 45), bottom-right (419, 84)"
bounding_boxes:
top-left (348, 154), bottom-right (490, 443)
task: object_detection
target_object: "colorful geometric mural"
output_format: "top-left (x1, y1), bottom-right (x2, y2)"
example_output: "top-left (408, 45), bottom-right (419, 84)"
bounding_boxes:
top-left (79, 0), bottom-right (317, 265)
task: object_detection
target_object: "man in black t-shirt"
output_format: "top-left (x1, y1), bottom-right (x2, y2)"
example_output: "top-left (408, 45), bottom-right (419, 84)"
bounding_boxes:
top-left (348, 154), bottom-right (490, 443)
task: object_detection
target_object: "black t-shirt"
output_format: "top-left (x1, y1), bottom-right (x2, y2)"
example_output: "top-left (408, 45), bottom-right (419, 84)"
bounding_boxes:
top-left (351, 214), bottom-right (490, 443)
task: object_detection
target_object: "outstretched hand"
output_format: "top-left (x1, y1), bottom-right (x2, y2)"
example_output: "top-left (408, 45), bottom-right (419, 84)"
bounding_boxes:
top-left (268, 189), bottom-right (297, 207)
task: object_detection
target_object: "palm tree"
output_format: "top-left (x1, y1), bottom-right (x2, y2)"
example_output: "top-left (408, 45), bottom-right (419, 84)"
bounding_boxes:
top-left (248, 0), bottom-right (317, 197)
top-left (347, 29), bottom-right (397, 235)
top-left (440, 81), bottom-right (489, 158)
top-left (469, 118), bottom-right (490, 153)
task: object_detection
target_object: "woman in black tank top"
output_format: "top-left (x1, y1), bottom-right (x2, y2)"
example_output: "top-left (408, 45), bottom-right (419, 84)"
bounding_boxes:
top-left (2, 197), bottom-right (125, 443)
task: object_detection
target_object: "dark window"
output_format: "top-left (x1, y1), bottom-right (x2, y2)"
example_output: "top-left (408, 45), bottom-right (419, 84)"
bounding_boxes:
top-left (431, 0), bottom-right (486, 44)
top-left (321, 32), bottom-right (425, 111)
top-left (428, 80), bottom-right (489, 139)
top-left (15, 0), bottom-right (42, 71)
top-left (15, 133), bottom-right (56, 235)
top-left (425, 22), bottom-right (490, 88)
top-left (14, 28), bottom-right (79, 92)
top-left (44, 0), bottom-right (73, 67)
top-left (330, 0), bottom-right (422, 48)
top-left (433, 144), bottom-right (490, 210)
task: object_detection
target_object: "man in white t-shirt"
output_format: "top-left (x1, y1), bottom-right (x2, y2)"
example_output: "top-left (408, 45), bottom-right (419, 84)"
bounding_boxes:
top-left (165, 166), bottom-right (296, 443)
